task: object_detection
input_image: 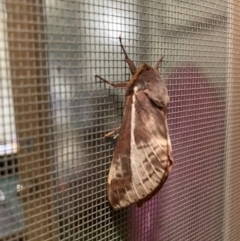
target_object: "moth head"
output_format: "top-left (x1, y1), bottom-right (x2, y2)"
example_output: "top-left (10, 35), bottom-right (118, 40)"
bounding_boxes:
top-left (132, 59), bottom-right (169, 108)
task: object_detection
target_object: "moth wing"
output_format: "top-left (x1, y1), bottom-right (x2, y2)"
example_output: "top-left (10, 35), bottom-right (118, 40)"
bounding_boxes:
top-left (107, 92), bottom-right (173, 209)
top-left (132, 91), bottom-right (173, 206)
top-left (107, 96), bottom-right (133, 209)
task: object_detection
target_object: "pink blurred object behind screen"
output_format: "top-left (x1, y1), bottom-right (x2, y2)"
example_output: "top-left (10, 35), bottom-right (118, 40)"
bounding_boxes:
top-left (130, 64), bottom-right (225, 241)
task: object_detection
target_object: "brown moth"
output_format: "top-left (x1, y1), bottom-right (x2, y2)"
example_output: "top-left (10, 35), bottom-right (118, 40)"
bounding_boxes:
top-left (95, 37), bottom-right (173, 210)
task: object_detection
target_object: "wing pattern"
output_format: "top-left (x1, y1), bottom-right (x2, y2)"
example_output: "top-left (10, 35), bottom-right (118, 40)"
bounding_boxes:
top-left (107, 89), bottom-right (173, 209)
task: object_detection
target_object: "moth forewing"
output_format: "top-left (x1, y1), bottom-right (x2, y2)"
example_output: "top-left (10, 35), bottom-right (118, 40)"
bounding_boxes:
top-left (96, 37), bottom-right (173, 209)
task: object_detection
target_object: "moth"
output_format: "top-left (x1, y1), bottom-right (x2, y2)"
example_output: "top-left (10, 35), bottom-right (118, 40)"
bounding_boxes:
top-left (95, 37), bottom-right (173, 210)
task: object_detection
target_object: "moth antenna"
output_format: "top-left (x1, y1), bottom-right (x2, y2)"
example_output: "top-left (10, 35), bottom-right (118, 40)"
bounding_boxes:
top-left (119, 36), bottom-right (137, 74)
top-left (119, 36), bottom-right (128, 58)
top-left (154, 55), bottom-right (165, 70)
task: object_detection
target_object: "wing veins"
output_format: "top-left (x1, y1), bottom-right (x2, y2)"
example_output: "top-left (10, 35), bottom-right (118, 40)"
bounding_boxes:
top-left (133, 145), bottom-right (150, 194)
top-left (135, 142), bottom-right (156, 188)
top-left (142, 140), bottom-right (165, 177)
top-left (124, 187), bottom-right (134, 204)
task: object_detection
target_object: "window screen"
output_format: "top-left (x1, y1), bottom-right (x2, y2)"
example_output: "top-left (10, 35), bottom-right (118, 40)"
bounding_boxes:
top-left (1, 0), bottom-right (240, 241)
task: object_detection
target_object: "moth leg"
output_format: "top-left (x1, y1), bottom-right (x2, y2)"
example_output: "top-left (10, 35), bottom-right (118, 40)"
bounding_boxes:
top-left (154, 55), bottom-right (165, 70)
top-left (95, 75), bottom-right (127, 88)
top-left (104, 127), bottom-right (120, 139)
top-left (119, 36), bottom-right (137, 75)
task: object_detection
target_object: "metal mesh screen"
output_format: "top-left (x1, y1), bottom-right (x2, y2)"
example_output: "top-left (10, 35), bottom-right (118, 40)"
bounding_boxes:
top-left (0, 0), bottom-right (240, 240)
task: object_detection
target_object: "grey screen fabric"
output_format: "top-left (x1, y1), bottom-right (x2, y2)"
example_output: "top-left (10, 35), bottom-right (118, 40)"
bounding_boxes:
top-left (1, 0), bottom-right (240, 241)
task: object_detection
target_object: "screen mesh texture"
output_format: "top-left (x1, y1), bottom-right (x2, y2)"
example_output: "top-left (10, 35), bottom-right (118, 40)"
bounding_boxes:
top-left (0, 0), bottom-right (240, 241)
